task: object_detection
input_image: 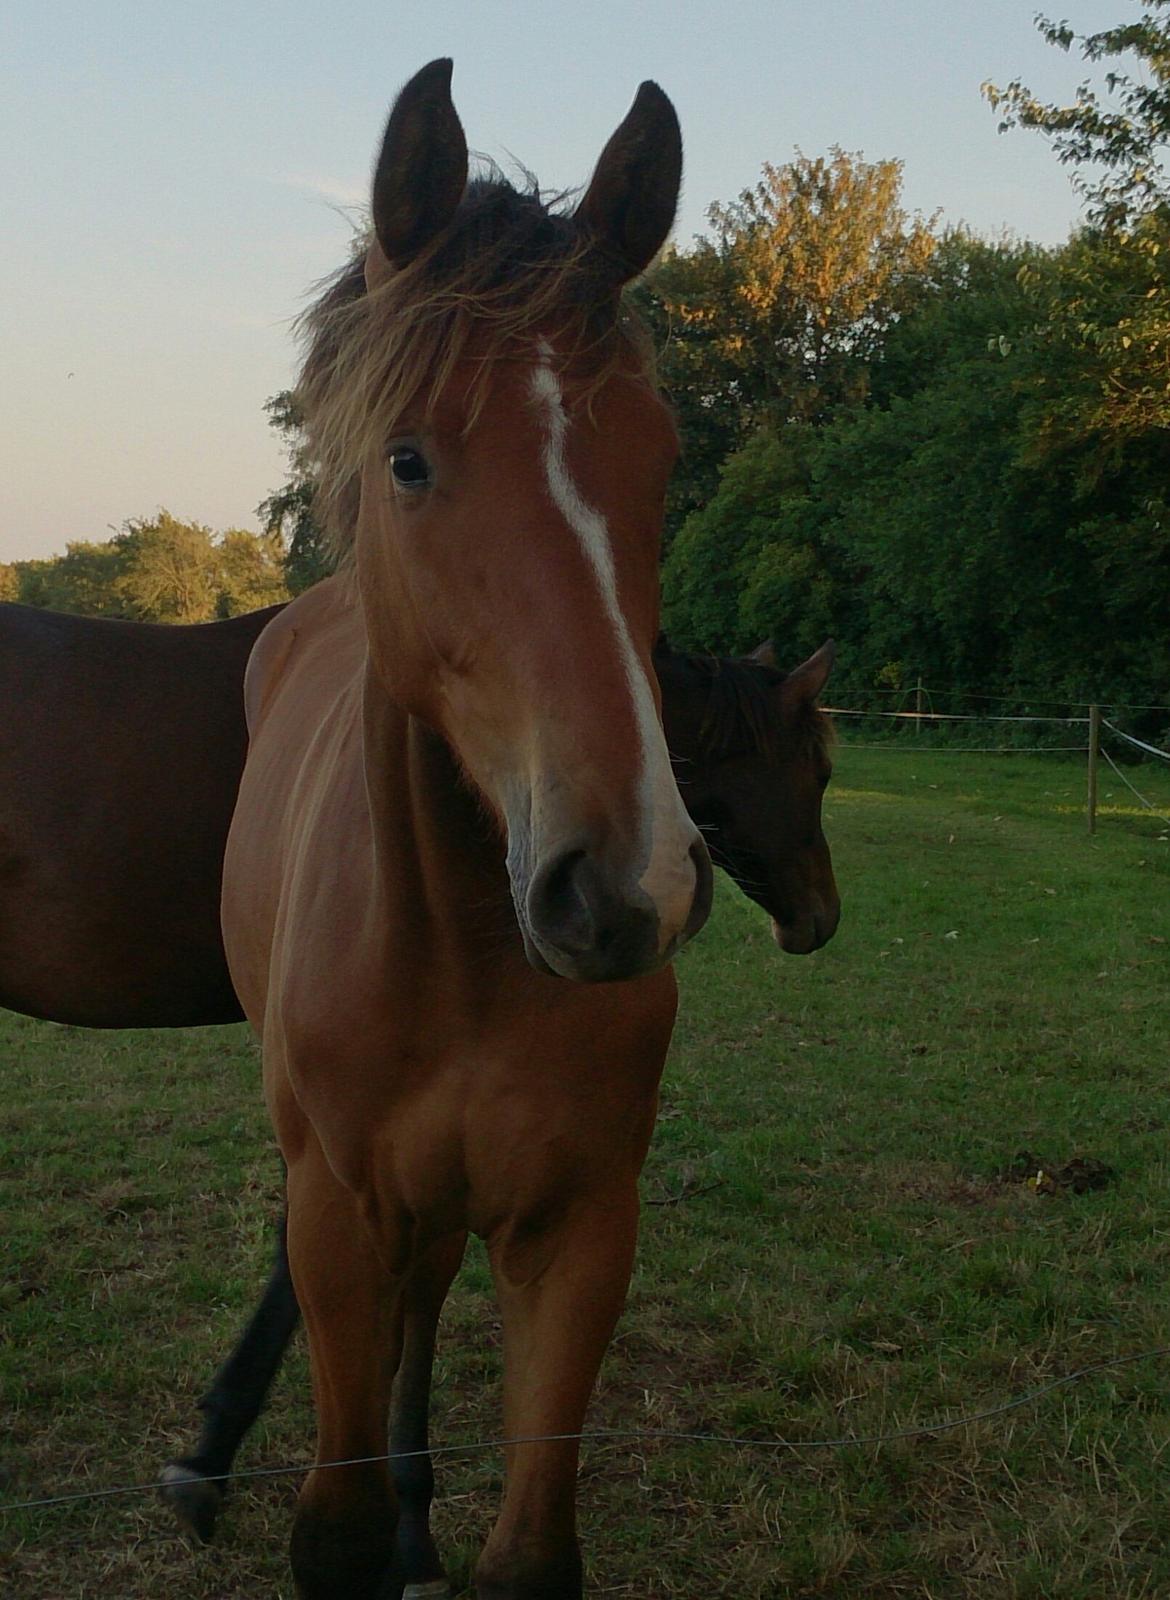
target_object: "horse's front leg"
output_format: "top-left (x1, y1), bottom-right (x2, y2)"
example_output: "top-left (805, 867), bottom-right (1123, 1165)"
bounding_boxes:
top-left (476, 1183), bottom-right (640, 1600)
top-left (286, 1138), bottom-right (407, 1600)
top-left (391, 1229), bottom-right (467, 1600)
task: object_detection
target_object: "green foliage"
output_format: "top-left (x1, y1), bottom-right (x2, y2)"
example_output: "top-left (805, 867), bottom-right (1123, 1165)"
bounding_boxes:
top-left (8, 513), bottom-right (288, 623)
top-left (640, 150), bottom-right (939, 539)
top-left (13, 539), bottom-right (131, 617)
top-left (984, 4), bottom-right (1170, 227)
top-left (663, 232), bottom-right (1170, 711)
top-left (115, 512), bottom-right (222, 623)
top-left (215, 527), bottom-right (290, 618)
top-left (1015, 212), bottom-right (1170, 453)
top-left (258, 391), bottom-right (335, 593)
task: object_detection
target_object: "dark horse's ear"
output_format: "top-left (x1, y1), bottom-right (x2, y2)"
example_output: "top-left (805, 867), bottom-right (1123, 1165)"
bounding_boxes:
top-left (749, 640), bottom-right (777, 668)
top-left (778, 640), bottom-right (835, 717)
top-left (576, 82), bottom-right (682, 283)
top-left (369, 58), bottom-right (468, 278)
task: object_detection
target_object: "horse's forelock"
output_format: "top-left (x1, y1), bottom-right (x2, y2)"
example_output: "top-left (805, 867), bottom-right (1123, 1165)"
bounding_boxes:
top-left (295, 174), bottom-right (656, 559)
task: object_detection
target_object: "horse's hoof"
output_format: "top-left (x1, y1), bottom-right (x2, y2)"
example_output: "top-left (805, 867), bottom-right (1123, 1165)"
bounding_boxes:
top-left (402, 1584), bottom-right (452, 1600)
top-left (160, 1461), bottom-right (224, 1544)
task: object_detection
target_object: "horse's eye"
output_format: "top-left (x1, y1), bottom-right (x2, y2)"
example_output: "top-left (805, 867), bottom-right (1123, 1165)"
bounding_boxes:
top-left (389, 447), bottom-right (430, 489)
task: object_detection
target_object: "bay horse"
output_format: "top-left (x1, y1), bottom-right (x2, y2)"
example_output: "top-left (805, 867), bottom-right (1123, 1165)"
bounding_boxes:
top-left (217, 60), bottom-right (724, 1599)
top-left (159, 633), bottom-right (837, 1557)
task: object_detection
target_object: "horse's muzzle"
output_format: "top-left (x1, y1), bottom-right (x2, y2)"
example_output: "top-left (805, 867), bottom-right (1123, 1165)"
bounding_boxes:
top-left (771, 895), bottom-right (840, 955)
top-left (524, 838), bottom-right (711, 982)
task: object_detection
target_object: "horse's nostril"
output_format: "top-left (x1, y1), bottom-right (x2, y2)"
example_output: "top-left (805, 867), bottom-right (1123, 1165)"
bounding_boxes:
top-left (527, 848), bottom-right (594, 956)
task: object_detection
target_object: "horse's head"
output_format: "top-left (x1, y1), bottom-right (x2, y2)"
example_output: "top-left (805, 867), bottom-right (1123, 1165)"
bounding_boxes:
top-left (657, 639), bottom-right (839, 955)
top-left (301, 61), bottom-right (711, 983)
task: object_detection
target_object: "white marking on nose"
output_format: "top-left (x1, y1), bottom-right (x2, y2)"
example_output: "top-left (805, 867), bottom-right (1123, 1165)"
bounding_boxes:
top-left (530, 347), bottom-right (697, 944)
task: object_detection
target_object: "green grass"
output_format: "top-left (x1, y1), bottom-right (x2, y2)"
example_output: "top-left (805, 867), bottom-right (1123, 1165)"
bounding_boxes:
top-left (2, 746), bottom-right (1169, 1597)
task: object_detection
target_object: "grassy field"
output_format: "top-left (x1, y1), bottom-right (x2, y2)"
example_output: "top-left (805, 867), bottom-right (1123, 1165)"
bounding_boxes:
top-left (2, 744), bottom-right (1168, 1598)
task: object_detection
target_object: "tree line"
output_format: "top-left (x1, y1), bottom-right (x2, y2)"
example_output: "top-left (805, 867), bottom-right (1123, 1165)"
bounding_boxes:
top-left (1, 513), bottom-right (288, 623)
top-left (8, 9), bottom-right (1168, 725)
top-left (659, 7), bottom-right (1170, 719)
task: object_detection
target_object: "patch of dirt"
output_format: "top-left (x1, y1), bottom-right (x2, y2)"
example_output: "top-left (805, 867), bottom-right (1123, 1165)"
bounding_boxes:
top-left (997, 1150), bottom-right (1119, 1195)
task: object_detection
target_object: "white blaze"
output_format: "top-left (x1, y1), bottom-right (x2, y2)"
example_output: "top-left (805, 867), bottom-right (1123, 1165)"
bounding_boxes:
top-left (529, 350), bottom-right (697, 943)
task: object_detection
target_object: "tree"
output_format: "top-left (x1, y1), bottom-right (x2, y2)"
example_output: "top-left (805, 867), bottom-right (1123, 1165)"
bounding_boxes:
top-left (258, 392), bottom-right (334, 593)
top-left (984, 5), bottom-right (1170, 227)
top-left (708, 149), bottom-right (938, 417)
top-left (985, 10), bottom-right (1170, 442)
top-left (15, 541), bottom-right (130, 617)
top-left (9, 515), bottom-right (290, 622)
top-left (1014, 214), bottom-right (1170, 460)
top-left (115, 512), bottom-right (221, 623)
top-left (640, 150), bottom-right (938, 537)
top-left (662, 231), bottom-right (1170, 711)
top-left (216, 527), bottom-right (289, 617)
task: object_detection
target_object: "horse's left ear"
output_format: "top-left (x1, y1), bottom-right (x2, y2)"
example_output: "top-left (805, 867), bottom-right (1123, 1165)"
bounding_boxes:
top-left (778, 640), bottom-right (835, 714)
top-left (368, 58), bottom-right (468, 280)
top-left (749, 640), bottom-right (777, 668)
top-left (576, 82), bottom-right (682, 283)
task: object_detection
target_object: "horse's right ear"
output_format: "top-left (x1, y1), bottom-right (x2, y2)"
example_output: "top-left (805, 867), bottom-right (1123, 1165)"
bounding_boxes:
top-left (576, 82), bottom-right (682, 283)
top-left (778, 640), bottom-right (835, 717)
top-left (368, 58), bottom-right (468, 281)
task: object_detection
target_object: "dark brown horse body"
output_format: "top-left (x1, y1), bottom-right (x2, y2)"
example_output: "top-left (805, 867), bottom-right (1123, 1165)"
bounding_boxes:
top-left (0, 601), bottom-right (283, 1028)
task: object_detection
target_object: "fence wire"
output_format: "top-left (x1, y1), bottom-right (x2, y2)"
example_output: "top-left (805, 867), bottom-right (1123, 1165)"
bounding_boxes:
top-left (1100, 747), bottom-right (1170, 831)
top-left (1102, 720), bottom-right (1170, 765)
top-left (4, 1345), bottom-right (1169, 1517)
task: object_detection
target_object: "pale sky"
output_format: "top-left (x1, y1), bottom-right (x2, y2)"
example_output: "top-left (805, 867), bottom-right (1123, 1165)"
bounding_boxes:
top-left (2, 0), bottom-right (1126, 562)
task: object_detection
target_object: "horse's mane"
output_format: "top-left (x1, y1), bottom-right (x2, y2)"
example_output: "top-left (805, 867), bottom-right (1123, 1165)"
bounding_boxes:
top-left (656, 643), bottom-right (834, 766)
top-left (297, 171), bottom-right (655, 553)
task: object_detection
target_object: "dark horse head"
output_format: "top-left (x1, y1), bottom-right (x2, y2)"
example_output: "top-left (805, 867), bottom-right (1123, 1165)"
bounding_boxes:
top-left (654, 638), bottom-right (839, 953)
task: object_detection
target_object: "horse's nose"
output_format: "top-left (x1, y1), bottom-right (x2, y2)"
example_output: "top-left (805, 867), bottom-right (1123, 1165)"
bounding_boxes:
top-left (526, 839), bottom-right (709, 981)
top-left (771, 894), bottom-right (840, 955)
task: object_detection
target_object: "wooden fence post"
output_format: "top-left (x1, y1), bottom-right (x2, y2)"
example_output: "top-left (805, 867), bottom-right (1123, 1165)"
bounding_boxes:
top-left (1087, 704), bottom-right (1101, 833)
top-left (915, 677), bottom-right (924, 737)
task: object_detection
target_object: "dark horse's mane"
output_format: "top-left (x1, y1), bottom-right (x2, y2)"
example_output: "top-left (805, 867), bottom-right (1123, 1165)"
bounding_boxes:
top-left (655, 641), bottom-right (833, 766)
top-left (297, 172), bottom-right (654, 554)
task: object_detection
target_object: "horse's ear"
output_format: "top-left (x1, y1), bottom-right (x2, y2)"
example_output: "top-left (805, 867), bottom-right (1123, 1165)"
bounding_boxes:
top-left (576, 81), bottom-right (682, 283)
top-left (368, 58), bottom-right (468, 279)
top-left (778, 640), bottom-right (835, 714)
top-left (749, 640), bottom-right (777, 668)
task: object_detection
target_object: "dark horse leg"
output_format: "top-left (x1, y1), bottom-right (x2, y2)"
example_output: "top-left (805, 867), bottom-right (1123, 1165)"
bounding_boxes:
top-left (162, 1208), bottom-right (302, 1542)
top-left (164, 1207), bottom-right (466, 1592)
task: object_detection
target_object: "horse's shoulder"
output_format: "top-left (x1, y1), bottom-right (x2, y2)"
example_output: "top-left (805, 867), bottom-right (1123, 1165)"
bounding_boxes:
top-left (243, 577), bottom-right (356, 737)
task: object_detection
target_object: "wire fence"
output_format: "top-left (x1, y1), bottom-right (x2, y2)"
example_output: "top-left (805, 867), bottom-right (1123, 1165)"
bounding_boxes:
top-left (4, 1344), bottom-right (1168, 1518)
top-left (821, 686), bottom-right (1170, 834)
